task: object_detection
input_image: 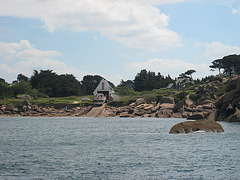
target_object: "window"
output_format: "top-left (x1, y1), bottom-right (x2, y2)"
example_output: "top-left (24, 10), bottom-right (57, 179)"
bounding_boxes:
top-left (102, 82), bottom-right (104, 90)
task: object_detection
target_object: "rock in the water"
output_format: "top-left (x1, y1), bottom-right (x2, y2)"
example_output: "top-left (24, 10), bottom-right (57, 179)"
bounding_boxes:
top-left (224, 107), bottom-right (240, 122)
top-left (187, 113), bottom-right (205, 120)
top-left (169, 111), bottom-right (224, 134)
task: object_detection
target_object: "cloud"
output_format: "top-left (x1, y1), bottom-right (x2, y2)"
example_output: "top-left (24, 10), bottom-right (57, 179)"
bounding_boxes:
top-left (0, 0), bottom-right (182, 51)
top-left (121, 0), bottom-right (185, 5)
top-left (0, 40), bottom-right (87, 83)
top-left (232, 7), bottom-right (240, 14)
top-left (222, 0), bottom-right (240, 14)
top-left (125, 58), bottom-right (214, 79)
top-left (197, 41), bottom-right (240, 60)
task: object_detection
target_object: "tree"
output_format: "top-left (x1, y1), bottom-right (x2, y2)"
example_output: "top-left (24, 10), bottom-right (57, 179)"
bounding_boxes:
top-left (184, 69), bottom-right (196, 80)
top-left (118, 86), bottom-right (135, 96)
top-left (179, 69), bottom-right (196, 80)
top-left (81, 75), bottom-right (114, 95)
top-left (210, 54), bottom-right (240, 76)
top-left (81, 75), bottom-right (103, 95)
top-left (118, 80), bottom-right (135, 89)
top-left (0, 78), bottom-right (5, 83)
top-left (11, 80), bottom-right (32, 97)
top-left (17, 73), bottom-right (29, 82)
top-left (133, 69), bottom-right (174, 91)
top-left (30, 70), bottom-right (82, 97)
top-left (134, 69), bottom-right (149, 91)
top-left (30, 70), bottom-right (59, 97)
top-left (57, 74), bottom-right (82, 97)
top-left (0, 82), bottom-right (10, 99)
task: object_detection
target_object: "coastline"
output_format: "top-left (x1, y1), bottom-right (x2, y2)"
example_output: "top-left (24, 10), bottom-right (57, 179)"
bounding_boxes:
top-left (0, 99), bottom-right (214, 119)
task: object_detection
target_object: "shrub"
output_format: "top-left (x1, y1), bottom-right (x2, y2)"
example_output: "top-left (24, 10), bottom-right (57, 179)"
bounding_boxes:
top-left (174, 91), bottom-right (188, 103)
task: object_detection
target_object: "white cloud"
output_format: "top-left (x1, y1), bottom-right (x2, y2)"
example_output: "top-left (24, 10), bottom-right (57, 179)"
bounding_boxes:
top-left (136, 0), bottom-right (185, 5)
top-left (232, 7), bottom-right (240, 14)
top-left (125, 58), bottom-right (214, 79)
top-left (0, 40), bottom-right (87, 83)
top-left (0, 0), bottom-right (182, 51)
top-left (222, 0), bottom-right (240, 14)
top-left (197, 41), bottom-right (240, 60)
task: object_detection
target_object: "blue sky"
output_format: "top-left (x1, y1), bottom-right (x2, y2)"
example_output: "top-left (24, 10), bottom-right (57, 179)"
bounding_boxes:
top-left (0, 0), bottom-right (240, 85)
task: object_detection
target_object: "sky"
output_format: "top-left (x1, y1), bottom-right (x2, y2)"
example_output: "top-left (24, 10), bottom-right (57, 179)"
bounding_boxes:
top-left (0, 0), bottom-right (240, 85)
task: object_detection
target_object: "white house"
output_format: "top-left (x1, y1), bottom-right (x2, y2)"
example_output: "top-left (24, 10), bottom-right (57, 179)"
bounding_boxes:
top-left (166, 77), bottom-right (193, 90)
top-left (93, 79), bottom-right (119, 101)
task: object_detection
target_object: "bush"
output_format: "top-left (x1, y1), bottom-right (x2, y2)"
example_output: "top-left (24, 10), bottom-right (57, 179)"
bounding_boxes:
top-left (118, 86), bottom-right (135, 96)
top-left (189, 93), bottom-right (200, 102)
top-left (174, 91), bottom-right (189, 103)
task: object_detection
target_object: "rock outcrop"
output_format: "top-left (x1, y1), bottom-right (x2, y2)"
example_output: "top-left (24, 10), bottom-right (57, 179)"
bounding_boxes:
top-left (215, 76), bottom-right (240, 122)
top-left (0, 94), bottom-right (215, 118)
top-left (0, 104), bottom-right (92, 117)
top-left (169, 111), bottom-right (224, 134)
top-left (1, 75), bottom-right (232, 118)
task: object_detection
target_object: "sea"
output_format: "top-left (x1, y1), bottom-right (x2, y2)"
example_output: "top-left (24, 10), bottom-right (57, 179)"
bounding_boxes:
top-left (0, 117), bottom-right (239, 180)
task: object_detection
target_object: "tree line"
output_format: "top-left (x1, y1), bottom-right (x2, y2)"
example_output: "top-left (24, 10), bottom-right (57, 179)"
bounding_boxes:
top-left (0, 70), bottom-right (111, 99)
top-left (0, 54), bottom-right (239, 99)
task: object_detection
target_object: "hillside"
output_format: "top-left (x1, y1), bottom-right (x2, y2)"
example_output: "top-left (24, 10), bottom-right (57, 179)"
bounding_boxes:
top-left (0, 75), bottom-right (231, 118)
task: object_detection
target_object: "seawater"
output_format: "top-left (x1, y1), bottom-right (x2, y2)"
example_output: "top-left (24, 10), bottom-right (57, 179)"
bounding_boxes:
top-left (0, 117), bottom-right (239, 180)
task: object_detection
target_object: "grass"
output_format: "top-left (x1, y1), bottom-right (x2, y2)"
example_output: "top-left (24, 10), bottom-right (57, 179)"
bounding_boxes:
top-left (0, 77), bottom-right (230, 108)
top-left (0, 95), bottom-right (95, 108)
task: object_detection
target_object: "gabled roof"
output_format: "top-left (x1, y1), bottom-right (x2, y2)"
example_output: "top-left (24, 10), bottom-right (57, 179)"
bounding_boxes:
top-left (93, 79), bottom-right (114, 93)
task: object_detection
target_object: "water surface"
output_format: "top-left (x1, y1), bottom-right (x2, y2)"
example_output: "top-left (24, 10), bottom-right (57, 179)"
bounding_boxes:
top-left (0, 117), bottom-right (239, 179)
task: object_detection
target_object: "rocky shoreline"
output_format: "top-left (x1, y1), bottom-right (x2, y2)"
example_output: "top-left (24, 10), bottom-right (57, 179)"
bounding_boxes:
top-left (1, 75), bottom-right (240, 122)
top-left (0, 95), bottom-right (214, 119)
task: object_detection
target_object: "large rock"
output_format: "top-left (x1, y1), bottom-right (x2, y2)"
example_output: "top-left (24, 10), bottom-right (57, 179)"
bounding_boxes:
top-left (224, 107), bottom-right (240, 122)
top-left (119, 112), bottom-right (131, 117)
top-left (5, 104), bottom-right (14, 112)
top-left (173, 101), bottom-right (184, 113)
top-left (160, 96), bottom-right (175, 104)
top-left (187, 113), bottom-right (205, 120)
top-left (160, 103), bottom-right (174, 109)
top-left (213, 75), bottom-right (223, 82)
top-left (169, 111), bottom-right (224, 134)
top-left (215, 76), bottom-right (240, 122)
top-left (135, 98), bottom-right (145, 105)
top-left (185, 95), bottom-right (194, 107)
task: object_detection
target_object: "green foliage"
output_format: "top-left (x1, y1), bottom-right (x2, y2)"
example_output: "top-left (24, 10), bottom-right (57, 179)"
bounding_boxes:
top-left (109, 88), bottom-right (172, 107)
top-left (81, 75), bottom-right (114, 95)
top-left (201, 75), bottom-right (215, 83)
top-left (17, 73), bottom-right (29, 82)
top-left (118, 80), bottom-right (135, 89)
top-left (11, 80), bottom-right (32, 97)
top-left (0, 82), bottom-right (10, 99)
top-left (179, 69), bottom-right (196, 80)
top-left (0, 78), bottom-right (5, 83)
top-left (27, 89), bottom-right (49, 99)
top-left (116, 86), bottom-right (135, 96)
top-left (174, 91), bottom-right (189, 103)
top-left (210, 54), bottom-right (240, 76)
top-left (133, 69), bottom-right (173, 91)
top-left (30, 70), bottom-right (83, 97)
top-left (81, 75), bottom-right (103, 95)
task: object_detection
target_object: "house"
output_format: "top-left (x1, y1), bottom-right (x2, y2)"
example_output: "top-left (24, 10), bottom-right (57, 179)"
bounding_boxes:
top-left (93, 79), bottom-right (119, 101)
top-left (166, 77), bottom-right (192, 90)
